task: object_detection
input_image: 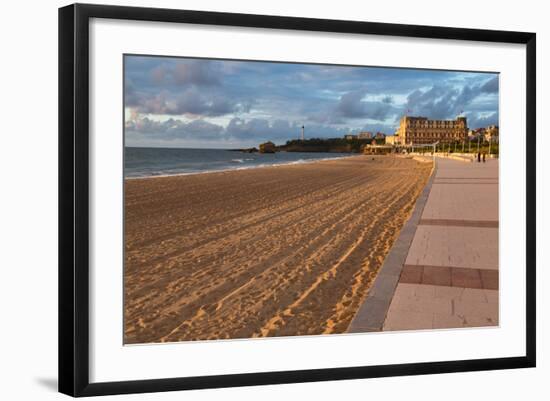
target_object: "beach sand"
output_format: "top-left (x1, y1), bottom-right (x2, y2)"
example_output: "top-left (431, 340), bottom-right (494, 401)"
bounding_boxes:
top-left (124, 155), bottom-right (432, 344)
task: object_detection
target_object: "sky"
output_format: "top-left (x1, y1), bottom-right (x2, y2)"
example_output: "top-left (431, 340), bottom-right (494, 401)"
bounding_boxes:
top-left (124, 55), bottom-right (499, 148)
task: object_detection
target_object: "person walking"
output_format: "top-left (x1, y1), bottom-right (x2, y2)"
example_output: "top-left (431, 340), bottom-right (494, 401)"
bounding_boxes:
top-left (482, 152), bottom-right (486, 163)
top-left (477, 152), bottom-right (481, 163)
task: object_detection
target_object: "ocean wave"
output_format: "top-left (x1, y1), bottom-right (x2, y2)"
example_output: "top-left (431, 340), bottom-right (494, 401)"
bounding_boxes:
top-left (126, 154), bottom-right (359, 180)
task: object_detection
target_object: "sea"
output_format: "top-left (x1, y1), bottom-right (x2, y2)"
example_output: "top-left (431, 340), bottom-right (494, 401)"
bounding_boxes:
top-left (125, 147), bottom-right (352, 178)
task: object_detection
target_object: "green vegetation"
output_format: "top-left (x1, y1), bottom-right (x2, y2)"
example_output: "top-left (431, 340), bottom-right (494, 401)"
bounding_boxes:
top-left (432, 140), bottom-right (499, 156)
top-left (259, 141), bottom-right (276, 153)
top-left (278, 137), bottom-right (373, 153)
top-left (254, 137), bottom-right (499, 156)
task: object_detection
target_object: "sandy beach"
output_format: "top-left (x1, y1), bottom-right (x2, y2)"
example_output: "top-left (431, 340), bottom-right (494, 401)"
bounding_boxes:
top-left (124, 155), bottom-right (432, 344)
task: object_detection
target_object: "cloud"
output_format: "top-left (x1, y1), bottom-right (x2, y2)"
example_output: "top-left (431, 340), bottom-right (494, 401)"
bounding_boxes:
top-left (125, 59), bottom-right (255, 118)
top-left (336, 89), bottom-right (368, 118)
top-left (225, 118), bottom-right (297, 142)
top-left (150, 60), bottom-right (222, 87)
top-left (124, 78), bottom-right (141, 108)
top-left (306, 88), bottom-right (402, 125)
top-left (126, 115), bottom-right (356, 145)
top-left (466, 111), bottom-right (499, 129)
top-left (174, 61), bottom-right (221, 86)
top-left (405, 77), bottom-right (498, 122)
top-left (406, 85), bottom-right (460, 119)
top-left (150, 66), bottom-right (168, 85)
top-left (335, 89), bottom-right (400, 120)
top-left (127, 87), bottom-right (251, 117)
top-left (125, 117), bottom-right (225, 141)
top-left (223, 118), bottom-right (350, 142)
top-left (360, 122), bottom-right (400, 134)
top-left (124, 55), bottom-right (499, 146)
top-left (480, 76), bottom-right (499, 93)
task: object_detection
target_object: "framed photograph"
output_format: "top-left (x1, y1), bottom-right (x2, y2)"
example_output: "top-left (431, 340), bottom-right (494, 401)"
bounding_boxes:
top-left (58, 3), bottom-right (536, 397)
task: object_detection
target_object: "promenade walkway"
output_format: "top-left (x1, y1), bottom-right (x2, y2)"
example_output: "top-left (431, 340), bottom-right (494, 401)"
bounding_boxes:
top-left (348, 156), bottom-right (498, 332)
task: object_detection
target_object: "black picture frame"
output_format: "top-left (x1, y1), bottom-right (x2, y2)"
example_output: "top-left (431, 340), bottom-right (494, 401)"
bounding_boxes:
top-left (59, 3), bottom-right (536, 397)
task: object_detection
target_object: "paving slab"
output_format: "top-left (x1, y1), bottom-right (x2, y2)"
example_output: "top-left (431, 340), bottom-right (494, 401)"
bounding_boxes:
top-left (433, 158), bottom-right (498, 179)
top-left (348, 157), bottom-right (499, 333)
top-left (383, 283), bottom-right (498, 331)
top-left (382, 157), bottom-right (499, 331)
top-left (405, 225), bottom-right (498, 270)
top-left (422, 184), bottom-right (498, 221)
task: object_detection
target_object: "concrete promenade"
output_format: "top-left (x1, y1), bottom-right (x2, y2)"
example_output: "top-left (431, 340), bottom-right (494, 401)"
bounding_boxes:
top-left (348, 156), bottom-right (498, 332)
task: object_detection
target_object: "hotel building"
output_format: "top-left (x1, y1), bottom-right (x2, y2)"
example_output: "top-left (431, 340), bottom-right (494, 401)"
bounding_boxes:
top-left (394, 116), bottom-right (468, 145)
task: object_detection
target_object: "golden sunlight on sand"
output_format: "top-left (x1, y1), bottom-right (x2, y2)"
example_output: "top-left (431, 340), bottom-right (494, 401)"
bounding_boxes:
top-left (124, 156), bottom-right (431, 344)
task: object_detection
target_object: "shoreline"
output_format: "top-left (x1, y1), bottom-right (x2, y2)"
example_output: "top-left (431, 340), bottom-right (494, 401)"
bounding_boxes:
top-left (125, 153), bottom-right (362, 180)
top-left (124, 155), bottom-right (432, 344)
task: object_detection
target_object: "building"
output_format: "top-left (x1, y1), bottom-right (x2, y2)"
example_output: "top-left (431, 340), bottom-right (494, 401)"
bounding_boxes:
top-left (484, 125), bottom-right (499, 143)
top-left (385, 135), bottom-right (398, 145)
top-left (371, 132), bottom-right (386, 144)
top-left (394, 116), bottom-right (468, 145)
top-left (469, 127), bottom-right (485, 137)
top-left (345, 134), bottom-right (358, 140)
top-left (357, 131), bottom-right (373, 139)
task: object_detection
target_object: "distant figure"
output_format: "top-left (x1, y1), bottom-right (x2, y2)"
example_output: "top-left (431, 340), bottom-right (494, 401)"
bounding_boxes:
top-left (482, 152), bottom-right (486, 163)
top-left (477, 152), bottom-right (481, 163)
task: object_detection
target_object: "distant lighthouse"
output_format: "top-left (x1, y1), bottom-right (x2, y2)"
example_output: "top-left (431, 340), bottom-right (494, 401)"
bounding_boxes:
top-left (301, 125), bottom-right (305, 141)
